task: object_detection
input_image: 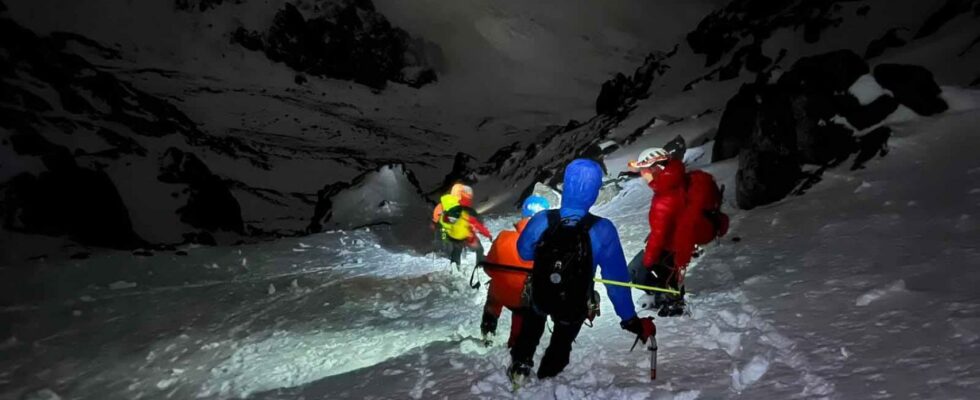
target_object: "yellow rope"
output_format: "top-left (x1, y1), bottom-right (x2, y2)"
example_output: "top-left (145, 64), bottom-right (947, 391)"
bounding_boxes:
top-left (593, 278), bottom-right (684, 295)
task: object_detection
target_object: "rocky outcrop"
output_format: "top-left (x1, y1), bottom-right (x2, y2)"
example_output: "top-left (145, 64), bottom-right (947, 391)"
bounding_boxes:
top-left (712, 83), bottom-right (762, 162)
top-left (438, 152), bottom-right (479, 191)
top-left (158, 148), bottom-right (244, 234)
top-left (1, 132), bottom-right (142, 249)
top-left (0, 18), bottom-right (267, 250)
top-left (595, 47), bottom-right (676, 116)
top-left (718, 50), bottom-right (949, 209)
top-left (232, 1), bottom-right (439, 90)
top-left (735, 86), bottom-right (803, 209)
top-left (687, 1), bottom-right (850, 67)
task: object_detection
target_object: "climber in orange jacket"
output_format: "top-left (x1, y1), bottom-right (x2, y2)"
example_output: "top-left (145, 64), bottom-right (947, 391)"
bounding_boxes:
top-left (479, 195), bottom-right (550, 346)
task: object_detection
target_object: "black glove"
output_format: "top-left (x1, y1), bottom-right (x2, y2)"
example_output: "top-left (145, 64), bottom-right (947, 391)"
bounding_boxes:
top-left (621, 316), bottom-right (656, 342)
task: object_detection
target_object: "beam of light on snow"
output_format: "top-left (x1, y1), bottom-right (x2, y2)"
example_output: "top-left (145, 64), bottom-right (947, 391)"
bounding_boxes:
top-left (475, 191), bottom-right (512, 215)
top-left (199, 325), bottom-right (455, 398)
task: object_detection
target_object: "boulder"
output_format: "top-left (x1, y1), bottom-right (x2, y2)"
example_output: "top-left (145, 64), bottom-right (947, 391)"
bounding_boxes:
top-left (873, 63), bottom-right (948, 115)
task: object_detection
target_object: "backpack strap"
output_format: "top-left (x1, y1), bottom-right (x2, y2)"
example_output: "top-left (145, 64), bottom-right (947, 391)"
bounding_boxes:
top-left (545, 209), bottom-right (561, 230)
top-left (578, 213), bottom-right (599, 233)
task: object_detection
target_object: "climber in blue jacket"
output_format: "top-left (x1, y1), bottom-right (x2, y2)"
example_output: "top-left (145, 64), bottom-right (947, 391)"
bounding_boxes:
top-left (508, 158), bottom-right (656, 383)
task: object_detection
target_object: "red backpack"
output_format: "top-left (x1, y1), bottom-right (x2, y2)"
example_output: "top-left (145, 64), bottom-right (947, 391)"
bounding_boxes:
top-left (685, 170), bottom-right (729, 245)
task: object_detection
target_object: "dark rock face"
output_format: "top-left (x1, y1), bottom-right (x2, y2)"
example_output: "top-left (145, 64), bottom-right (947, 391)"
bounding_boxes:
top-left (873, 64), bottom-right (949, 115)
top-left (232, 1), bottom-right (439, 90)
top-left (865, 28), bottom-right (909, 59)
top-left (439, 152), bottom-right (479, 190)
top-left (916, 0), bottom-right (979, 39)
top-left (595, 73), bottom-right (630, 116)
top-left (736, 87), bottom-right (803, 209)
top-left (2, 133), bottom-right (142, 249)
top-left (712, 84), bottom-right (761, 162)
top-left (595, 47), bottom-right (675, 115)
top-left (158, 148), bottom-right (244, 233)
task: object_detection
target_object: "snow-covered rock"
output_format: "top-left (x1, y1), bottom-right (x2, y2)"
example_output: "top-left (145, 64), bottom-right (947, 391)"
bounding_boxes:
top-left (308, 164), bottom-right (429, 232)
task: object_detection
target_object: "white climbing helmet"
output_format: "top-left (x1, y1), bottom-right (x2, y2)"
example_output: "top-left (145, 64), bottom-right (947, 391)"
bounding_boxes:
top-left (633, 147), bottom-right (670, 169)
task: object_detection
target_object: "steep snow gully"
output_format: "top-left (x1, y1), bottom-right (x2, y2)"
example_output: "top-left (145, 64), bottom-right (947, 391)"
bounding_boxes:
top-left (4, 0), bottom-right (980, 398)
top-left (4, 102), bottom-right (980, 399)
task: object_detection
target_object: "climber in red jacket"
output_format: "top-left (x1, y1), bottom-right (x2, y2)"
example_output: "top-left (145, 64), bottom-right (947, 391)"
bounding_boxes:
top-left (627, 147), bottom-right (728, 316)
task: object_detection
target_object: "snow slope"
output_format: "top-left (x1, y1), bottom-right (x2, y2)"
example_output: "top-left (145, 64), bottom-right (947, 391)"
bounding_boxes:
top-left (3, 89), bottom-right (978, 398)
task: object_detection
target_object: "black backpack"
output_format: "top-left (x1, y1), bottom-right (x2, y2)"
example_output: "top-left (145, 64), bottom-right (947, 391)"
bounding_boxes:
top-left (531, 210), bottom-right (599, 321)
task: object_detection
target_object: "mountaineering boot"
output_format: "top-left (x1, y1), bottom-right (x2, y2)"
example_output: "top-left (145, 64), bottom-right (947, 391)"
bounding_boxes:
top-left (508, 361), bottom-right (532, 390)
top-left (657, 296), bottom-right (686, 317)
top-left (481, 311), bottom-right (498, 346)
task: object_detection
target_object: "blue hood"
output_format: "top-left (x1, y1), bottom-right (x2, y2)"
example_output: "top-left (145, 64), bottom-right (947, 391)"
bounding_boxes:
top-left (560, 159), bottom-right (603, 212)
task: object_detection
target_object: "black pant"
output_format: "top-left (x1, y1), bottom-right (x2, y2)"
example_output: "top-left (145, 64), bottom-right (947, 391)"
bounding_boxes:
top-left (510, 310), bottom-right (584, 379)
top-left (628, 250), bottom-right (679, 293)
top-left (448, 238), bottom-right (484, 266)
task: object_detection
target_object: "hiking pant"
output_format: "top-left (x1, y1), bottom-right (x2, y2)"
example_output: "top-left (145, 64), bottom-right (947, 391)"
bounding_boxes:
top-left (510, 310), bottom-right (585, 379)
top-left (449, 237), bottom-right (485, 266)
top-left (628, 250), bottom-right (680, 293)
top-left (481, 305), bottom-right (525, 348)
